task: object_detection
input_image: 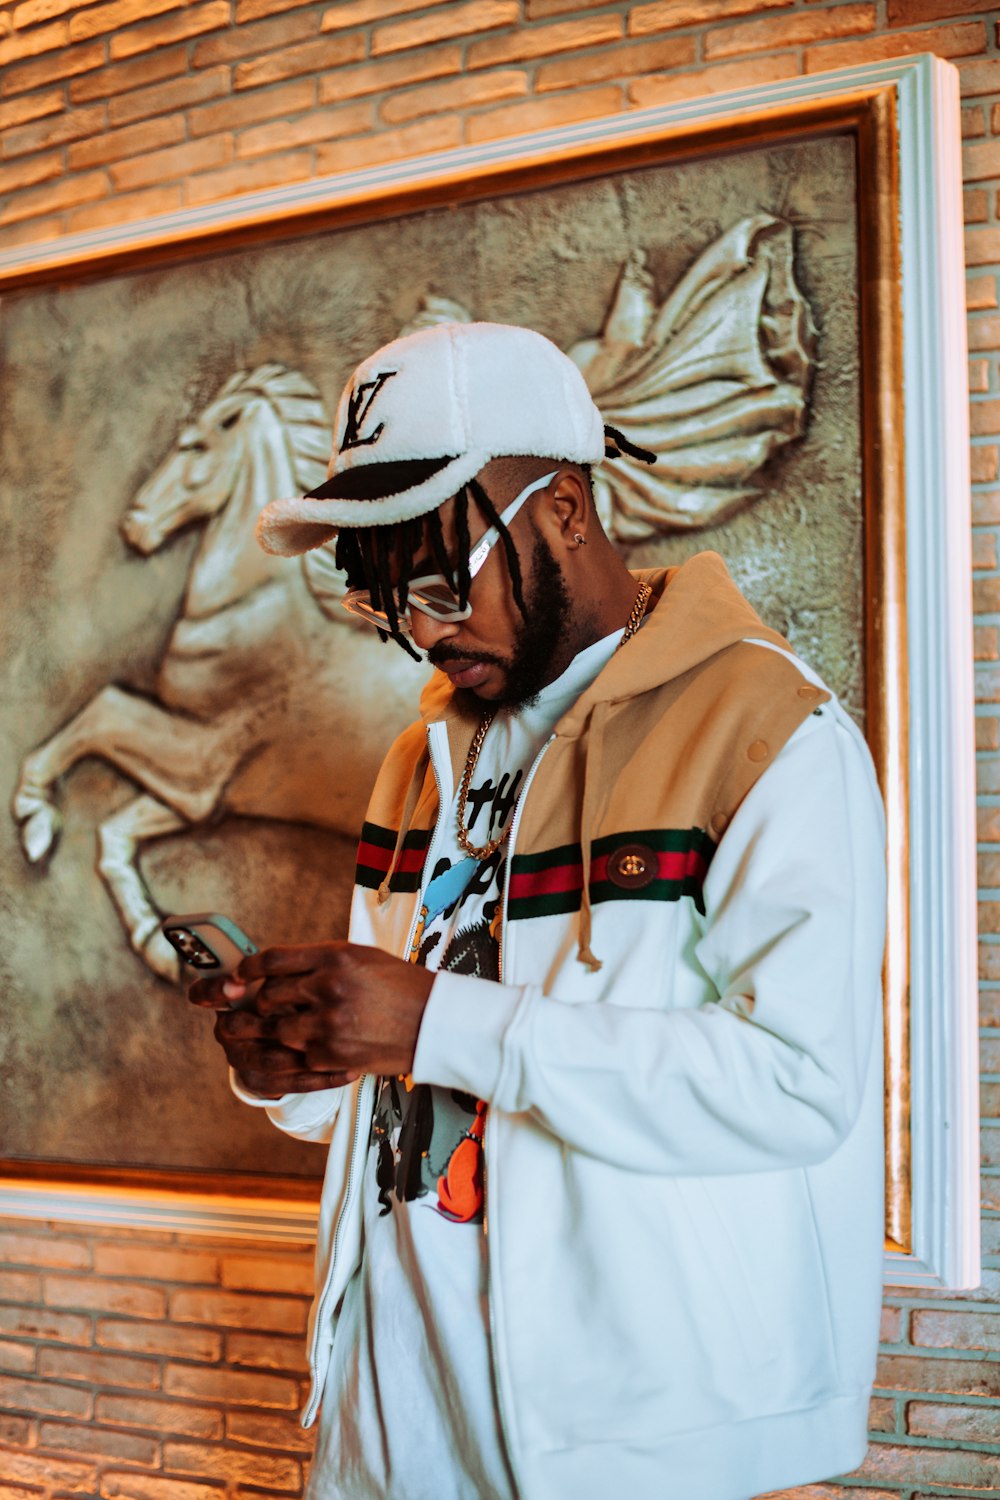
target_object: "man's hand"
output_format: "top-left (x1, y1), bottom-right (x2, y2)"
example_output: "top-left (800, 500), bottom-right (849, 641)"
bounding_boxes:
top-left (188, 943), bottom-right (434, 1097)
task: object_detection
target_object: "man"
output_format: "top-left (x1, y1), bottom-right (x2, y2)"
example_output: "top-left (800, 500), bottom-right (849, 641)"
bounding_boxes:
top-left (191, 321), bottom-right (886, 1500)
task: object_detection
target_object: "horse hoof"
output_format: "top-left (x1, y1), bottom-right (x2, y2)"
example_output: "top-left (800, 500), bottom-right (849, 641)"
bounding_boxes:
top-left (142, 928), bottom-right (181, 985)
top-left (19, 804), bottom-right (62, 863)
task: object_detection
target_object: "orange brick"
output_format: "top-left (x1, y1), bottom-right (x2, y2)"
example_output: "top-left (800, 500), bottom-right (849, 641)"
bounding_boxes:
top-left (235, 100), bottom-right (372, 158)
top-left (964, 104), bottom-right (986, 137)
top-left (233, 32), bottom-right (364, 91)
top-left (975, 491), bottom-right (1000, 524)
top-left (0, 1231), bottom-right (89, 1271)
top-left (183, 150), bottom-right (313, 206)
top-left (68, 114), bottom-right (185, 168)
top-left (0, 17), bottom-right (66, 66)
top-left (69, 44), bottom-right (189, 102)
top-left (536, 35), bottom-right (695, 91)
top-left (67, 182), bottom-right (183, 231)
top-left (971, 360), bottom-right (991, 394)
top-left (978, 758), bottom-right (1000, 794)
top-left (225, 1409), bottom-right (313, 1452)
top-left (37, 1419), bottom-right (159, 1467)
top-left (0, 148), bottom-right (63, 194)
top-left (112, 0), bottom-right (230, 59)
top-left (0, 1374), bottom-right (92, 1419)
top-left (880, 1304), bottom-right (904, 1344)
top-left (163, 1363), bottom-right (298, 1409)
top-left (69, 0), bottom-right (189, 43)
top-left (236, 0), bottom-right (318, 16)
top-left (917, 1398), bottom-right (1000, 1446)
top-left (529, 0), bottom-right (624, 12)
top-left (0, 1341), bottom-right (37, 1375)
top-left (978, 717), bottom-right (1000, 750)
top-left (976, 626), bottom-right (999, 660)
top-left (982, 1077), bottom-right (1000, 1114)
top-left (859, 1443), bottom-right (1000, 1487)
top-left (0, 87), bottom-right (64, 131)
top-left (629, 0), bottom-right (794, 37)
top-left (322, 0), bottom-right (441, 27)
top-left (705, 4), bottom-right (876, 59)
top-left (962, 59), bottom-right (1000, 98)
top-left (978, 805), bottom-right (1000, 843)
top-left (38, 1346), bottom-right (160, 1392)
top-left (0, 1270), bottom-right (41, 1302)
top-left (869, 1395), bottom-right (896, 1433)
top-left (96, 1319), bottom-right (222, 1363)
top-left (97, 1393), bottom-right (223, 1440)
top-left (804, 22), bottom-right (987, 73)
top-left (879, 1352), bottom-right (1000, 1397)
top-left (0, 1450), bottom-right (96, 1492)
top-left (2, 101), bottom-right (105, 158)
top-left (0, 1412), bottom-right (32, 1447)
top-left (970, 314), bottom-right (1000, 350)
top-left (0, 211), bottom-right (62, 244)
top-left (194, 7), bottom-right (318, 65)
top-left (44, 1275), bottom-right (167, 1320)
top-left (169, 1287), bottom-right (307, 1334)
top-left (468, 12), bottom-right (622, 68)
top-left (190, 77), bottom-right (316, 136)
top-left (1, 38), bottom-right (103, 96)
top-left (380, 67), bottom-right (527, 124)
top-left (0, 168), bottom-right (107, 225)
top-left (0, 1306), bottom-right (91, 1344)
top-left (630, 53), bottom-right (799, 108)
top-left (111, 133), bottom-right (232, 191)
top-left (375, 0), bottom-right (520, 58)
top-left (973, 400), bottom-right (1000, 438)
top-left (973, 447), bottom-right (1000, 484)
top-left (100, 1474), bottom-right (221, 1500)
top-left (966, 139), bottom-right (1000, 185)
top-left (467, 84), bottom-right (625, 143)
top-left (91, 1242), bottom-right (220, 1290)
top-left (320, 45), bottom-right (463, 107)
top-left (224, 1331), bottom-right (309, 1374)
top-left (969, 276), bottom-right (998, 312)
top-left (889, 0), bottom-right (998, 20)
top-left (164, 1441), bottom-right (300, 1488)
top-left (219, 1255), bottom-right (313, 1296)
top-left (316, 114), bottom-right (461, 174)
top-left (107, 65), bottom-right (230, 128)
top-left (12, 0), bottom-right (79, 22)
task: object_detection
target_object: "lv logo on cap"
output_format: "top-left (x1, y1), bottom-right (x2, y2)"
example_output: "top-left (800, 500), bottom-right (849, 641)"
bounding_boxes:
top-left (341, 370), bottom-right (397, 451)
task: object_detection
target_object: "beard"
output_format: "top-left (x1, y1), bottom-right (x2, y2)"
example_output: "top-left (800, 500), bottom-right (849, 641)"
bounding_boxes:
top-left (429, 532), bottom-right (581, 714)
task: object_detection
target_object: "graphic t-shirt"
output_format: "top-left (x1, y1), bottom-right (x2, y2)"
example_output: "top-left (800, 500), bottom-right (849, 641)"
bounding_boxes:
top-left (311, 630), bottom-right (621, 1500)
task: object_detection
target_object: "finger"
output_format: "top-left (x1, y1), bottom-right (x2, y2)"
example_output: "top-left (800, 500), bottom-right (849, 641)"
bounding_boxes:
top-left (215, 1008), bottom-right (272, 1042)
top-left (188, 975), bottom-right (234, 1010)
top-left (237, 944), bottom-right (344, 983)
top-left (253, 976), bottom-right (328, 1016)
top-left (239, 1068), bottom-right (358, 1095)
top-left (271, 1009), bottom-right (326, 1046)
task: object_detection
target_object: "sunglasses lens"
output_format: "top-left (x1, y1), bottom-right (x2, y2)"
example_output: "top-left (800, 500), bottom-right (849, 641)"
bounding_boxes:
top-left (342, 593), bottom-right (413, 636)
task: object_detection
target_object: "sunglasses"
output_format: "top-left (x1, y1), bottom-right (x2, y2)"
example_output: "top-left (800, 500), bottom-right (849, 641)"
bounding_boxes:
top-left (342, 470), bottom-right (557, 636)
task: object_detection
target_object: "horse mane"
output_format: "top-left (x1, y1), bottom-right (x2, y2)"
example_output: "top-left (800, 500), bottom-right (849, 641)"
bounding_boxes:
top-left (224, 364), bottom-right (331, 494)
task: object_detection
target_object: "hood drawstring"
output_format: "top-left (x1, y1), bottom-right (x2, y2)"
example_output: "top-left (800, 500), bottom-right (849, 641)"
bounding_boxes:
top-left (378, 741), bottom-right (430, 905)
top-left (577, 700), bottom-right (610, 972)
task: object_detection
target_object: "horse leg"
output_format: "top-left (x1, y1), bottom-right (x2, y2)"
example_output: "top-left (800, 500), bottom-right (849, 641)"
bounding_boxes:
top-left (13, 684), bottom-right (230, 863)
top-left (97, 794), bottom-right (188, 984)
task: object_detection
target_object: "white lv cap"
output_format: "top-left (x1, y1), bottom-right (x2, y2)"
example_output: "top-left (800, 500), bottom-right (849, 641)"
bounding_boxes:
top-left (255, 320), bottom-right (607, 557)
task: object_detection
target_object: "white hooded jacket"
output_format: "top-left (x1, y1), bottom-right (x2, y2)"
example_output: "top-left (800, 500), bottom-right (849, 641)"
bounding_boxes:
top-left (238, 553), bottom-right (887, 1500)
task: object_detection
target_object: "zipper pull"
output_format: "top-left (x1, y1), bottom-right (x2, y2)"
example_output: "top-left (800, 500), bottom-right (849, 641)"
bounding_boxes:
top-left (408, 904), bottom-right (428, 964)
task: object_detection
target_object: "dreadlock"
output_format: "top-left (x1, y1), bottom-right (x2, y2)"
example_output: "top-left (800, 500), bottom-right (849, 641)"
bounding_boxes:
top-left (334, 473), bottom-right (531, 656)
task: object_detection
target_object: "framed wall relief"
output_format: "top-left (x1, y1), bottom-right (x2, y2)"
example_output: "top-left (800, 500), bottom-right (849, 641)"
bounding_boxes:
top-left (0, 55), bottom-right (973, 1283)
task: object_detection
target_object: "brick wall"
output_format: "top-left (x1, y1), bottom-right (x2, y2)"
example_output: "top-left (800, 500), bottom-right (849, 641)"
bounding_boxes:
top-left (0, 1), bottom-right (998, 1495)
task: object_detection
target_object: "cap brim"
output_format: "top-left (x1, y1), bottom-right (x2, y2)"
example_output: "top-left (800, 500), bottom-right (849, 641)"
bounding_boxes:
top-left (255, 451), bottom-right (491, 556)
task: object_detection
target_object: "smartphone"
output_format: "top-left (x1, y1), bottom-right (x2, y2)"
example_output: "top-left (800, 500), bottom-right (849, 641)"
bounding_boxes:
top-left (161, 913), bottom-right (258, 975)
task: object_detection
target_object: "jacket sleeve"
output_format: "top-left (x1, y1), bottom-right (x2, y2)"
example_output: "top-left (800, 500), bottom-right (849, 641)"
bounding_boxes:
top-left (411, 708), bottom-right (886, 1175)
top-left (229, 1070), bottom-right (346, 1145)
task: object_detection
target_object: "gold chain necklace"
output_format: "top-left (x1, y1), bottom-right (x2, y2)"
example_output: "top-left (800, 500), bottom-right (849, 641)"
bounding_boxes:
top-left (455, 580), bottom-right (653, 859)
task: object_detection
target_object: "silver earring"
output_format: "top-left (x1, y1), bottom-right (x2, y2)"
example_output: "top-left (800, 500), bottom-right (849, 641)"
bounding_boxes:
top-left (573, 533), bottom-right (587, 547)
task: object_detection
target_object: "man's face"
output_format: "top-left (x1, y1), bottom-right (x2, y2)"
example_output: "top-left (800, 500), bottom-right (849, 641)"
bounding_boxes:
top-left (400, 469), bottom-right (579, 712)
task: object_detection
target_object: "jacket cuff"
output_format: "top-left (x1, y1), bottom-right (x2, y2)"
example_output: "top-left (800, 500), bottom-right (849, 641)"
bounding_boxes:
top-left (228, 1066), bottom-right (330, 1130)
top-left (411, 970), bottom-right (525, 1100)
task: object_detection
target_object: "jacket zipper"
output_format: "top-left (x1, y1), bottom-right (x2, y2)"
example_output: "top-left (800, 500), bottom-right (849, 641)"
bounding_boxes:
top-left (482, 731), bottom-right (555, 1499)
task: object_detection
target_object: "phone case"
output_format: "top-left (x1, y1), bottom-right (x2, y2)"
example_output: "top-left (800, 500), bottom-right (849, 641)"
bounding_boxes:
top-left (160, 913), bottom-right (258, 974)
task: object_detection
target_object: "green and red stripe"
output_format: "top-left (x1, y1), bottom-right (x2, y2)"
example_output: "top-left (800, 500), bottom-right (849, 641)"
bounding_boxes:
top-left (356, 821), bottom-right (431, 893)
top-left (507, 828), bottom-right (715, 920)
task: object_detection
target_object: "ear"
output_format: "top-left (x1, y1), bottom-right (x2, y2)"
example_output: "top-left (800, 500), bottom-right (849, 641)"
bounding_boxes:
top-left (540, 469), bottom-right (591, 550)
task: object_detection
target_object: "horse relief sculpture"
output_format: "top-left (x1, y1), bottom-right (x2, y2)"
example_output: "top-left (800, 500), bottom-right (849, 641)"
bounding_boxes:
top-left (11, 214), bottom-right (815, 982)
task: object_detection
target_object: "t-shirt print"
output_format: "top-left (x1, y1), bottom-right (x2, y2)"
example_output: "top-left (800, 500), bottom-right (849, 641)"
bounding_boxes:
top-left (369, 765), bottom-right (520, 1225)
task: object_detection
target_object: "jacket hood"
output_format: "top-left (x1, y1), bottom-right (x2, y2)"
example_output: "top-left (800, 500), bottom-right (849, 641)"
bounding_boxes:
top-left (418, 551), bottom-right (783, 733)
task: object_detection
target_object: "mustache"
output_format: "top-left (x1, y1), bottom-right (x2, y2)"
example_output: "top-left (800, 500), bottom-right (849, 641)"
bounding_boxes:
top-left (427, 644), bottom-right (505, 669)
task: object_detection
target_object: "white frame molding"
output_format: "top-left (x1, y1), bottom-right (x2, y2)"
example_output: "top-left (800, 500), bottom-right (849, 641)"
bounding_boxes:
top-left (0, 56), bottom-right (976, 1282)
